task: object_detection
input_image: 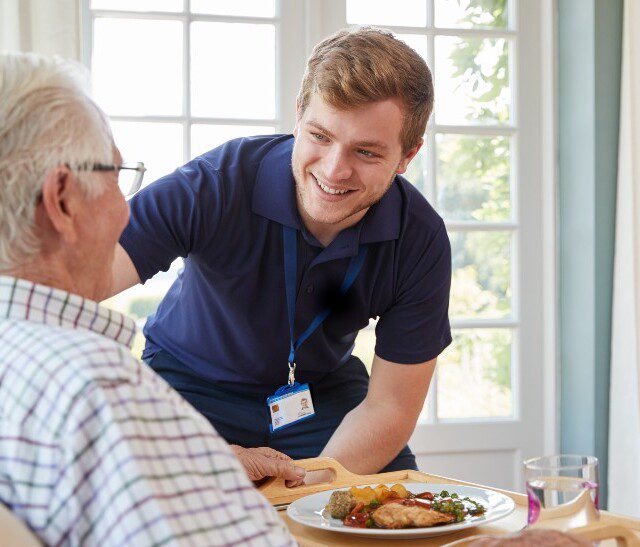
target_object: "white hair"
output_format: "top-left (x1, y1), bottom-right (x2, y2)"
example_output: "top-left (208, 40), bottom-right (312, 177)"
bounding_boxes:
top-left (0, 52), bottom-right (113, 271)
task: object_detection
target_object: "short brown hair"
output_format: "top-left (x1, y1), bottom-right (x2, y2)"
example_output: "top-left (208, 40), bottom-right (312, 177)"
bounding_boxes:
top-left (297, 27), bottom-right (434, 154)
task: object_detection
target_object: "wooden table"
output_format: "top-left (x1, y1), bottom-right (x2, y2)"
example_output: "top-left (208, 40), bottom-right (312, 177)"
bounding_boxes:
top-left (260, 458), bottom-right (640, 546)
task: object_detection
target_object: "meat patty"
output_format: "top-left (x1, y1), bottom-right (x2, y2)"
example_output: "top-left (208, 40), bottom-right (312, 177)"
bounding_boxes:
top-left (326, 490), bottom-right (356, 519)
top-left (372, 503), bottom-right (456, 529)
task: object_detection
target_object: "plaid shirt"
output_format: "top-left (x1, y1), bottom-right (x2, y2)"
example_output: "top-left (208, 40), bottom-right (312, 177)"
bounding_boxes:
top-left (0, 276), bottom-right (295, 547)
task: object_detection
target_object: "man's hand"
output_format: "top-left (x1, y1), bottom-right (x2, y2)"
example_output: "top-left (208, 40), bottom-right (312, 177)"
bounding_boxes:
top-left (231, 445), bottom-right (305, 485)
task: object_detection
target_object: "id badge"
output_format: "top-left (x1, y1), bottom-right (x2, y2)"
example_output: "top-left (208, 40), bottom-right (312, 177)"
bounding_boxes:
top-left (267, 382), bottom-right (315, 432)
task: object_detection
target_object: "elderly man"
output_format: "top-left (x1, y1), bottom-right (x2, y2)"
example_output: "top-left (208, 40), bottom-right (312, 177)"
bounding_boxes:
top-left (0, 52), bottom-right (296, 546)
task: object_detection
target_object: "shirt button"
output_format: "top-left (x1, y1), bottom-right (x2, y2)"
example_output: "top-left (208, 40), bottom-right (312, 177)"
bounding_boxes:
top-left (306, 284), bottom-right (314, 294)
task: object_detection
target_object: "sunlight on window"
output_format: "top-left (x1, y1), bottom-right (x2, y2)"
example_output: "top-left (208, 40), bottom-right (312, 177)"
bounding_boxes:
top-left (347, 0), bottom-right (427, 27)
top-left (436, 134), bottom-right (511, 222)
top-left (435, 36), bottom-right (511, 125)
top-left (92, 0), bottom-right (183, 12)
top-left (110, 121), bottom-right (184, 186)
top-left (92, 18), bottom-right (183, 116)
top-left (437, 330), bottom-right (513, 419)
top-left (190, 22), bottom-right (275, 119)
top-left (450, 231), bottom-right (512, 319)
top-left (190, 0), bottom-right (275, 17)
top-left (435, 0), bottom-right (508, 29)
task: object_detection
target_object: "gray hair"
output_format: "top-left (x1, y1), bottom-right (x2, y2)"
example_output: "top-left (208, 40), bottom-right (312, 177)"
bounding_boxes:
top-left (0, 52), bottom-right (113, 271)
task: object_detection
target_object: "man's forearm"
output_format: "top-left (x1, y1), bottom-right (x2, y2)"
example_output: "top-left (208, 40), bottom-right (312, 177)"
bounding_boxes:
top-left (319, 398), bottom-right (417, 474)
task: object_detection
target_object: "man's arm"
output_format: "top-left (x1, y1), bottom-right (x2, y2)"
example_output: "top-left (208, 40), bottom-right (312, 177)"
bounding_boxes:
top-left (319, 354), bottom-right (436, 474)
top-left (109, 243), bottom-right (141, 297)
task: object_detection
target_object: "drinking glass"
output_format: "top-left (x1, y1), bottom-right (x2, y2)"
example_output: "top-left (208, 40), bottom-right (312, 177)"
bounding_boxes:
top-left (524, 455), bottom-right (599, 530)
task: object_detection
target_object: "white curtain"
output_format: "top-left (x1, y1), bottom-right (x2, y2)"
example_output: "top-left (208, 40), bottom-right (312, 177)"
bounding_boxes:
top-left (608, 0), bottom-right (640, 517)
top-left (0, 0), bottom-right (81, 59)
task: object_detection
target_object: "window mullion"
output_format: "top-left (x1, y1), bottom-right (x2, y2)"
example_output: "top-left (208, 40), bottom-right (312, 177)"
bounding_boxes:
top-left (426, 0), bottom-right (434, 28)
top-left (426, 0), bottom-right (436, 208)
top-left (183, 0), bottom-right (191, 162)
top-left (81, 0), bottom-right (93, 67)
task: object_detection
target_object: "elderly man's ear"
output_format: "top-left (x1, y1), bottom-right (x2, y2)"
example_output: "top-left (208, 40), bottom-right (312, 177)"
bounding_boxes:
top-left (38, 166), bottom-right (84, 246)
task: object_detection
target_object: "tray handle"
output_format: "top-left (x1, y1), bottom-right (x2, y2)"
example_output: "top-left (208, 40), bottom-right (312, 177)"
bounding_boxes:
top-left (570, 523), bottom-right (640, 546)
top-left (258, 457), bottom-right (360, 502)
top-left (443, 524), bottom-right (639, 546)
top-left (258, 457), bottom-right (409, 505)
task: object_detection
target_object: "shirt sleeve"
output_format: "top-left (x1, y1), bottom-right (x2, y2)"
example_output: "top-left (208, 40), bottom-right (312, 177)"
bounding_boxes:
top-left (374, 222), bottom-right (453, 364)
top-left (50, 357), bottom-right (294, 546)
top-left (119, 158), bottom-right (223, 283)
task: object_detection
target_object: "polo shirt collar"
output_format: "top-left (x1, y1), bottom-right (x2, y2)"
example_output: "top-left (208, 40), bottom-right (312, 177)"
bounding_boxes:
top-left (252, 137), bottom-right (301, 230)
top-left (0, 275), bottom-right (136, 348)
top-left (252, 136), bottom-right (402, 259)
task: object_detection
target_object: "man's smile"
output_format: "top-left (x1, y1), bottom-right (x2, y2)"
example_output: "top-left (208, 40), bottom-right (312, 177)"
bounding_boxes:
top-left (311, 173), bottom-right (356, 198)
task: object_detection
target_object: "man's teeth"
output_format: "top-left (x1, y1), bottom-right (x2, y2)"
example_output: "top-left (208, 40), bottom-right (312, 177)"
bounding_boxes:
top-left (315, 178), bottom-right (350, 195)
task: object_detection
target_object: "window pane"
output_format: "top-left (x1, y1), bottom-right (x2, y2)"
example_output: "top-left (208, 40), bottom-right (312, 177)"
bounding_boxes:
top-left (346, 0), bottom-right (427, 27)
top-left (396, 33), bottom-right (429, 63)
top-left (435, 36), bottom-right (510, 125)
top-left (191, 0), bottom-right (275, 17)
top-left (353, 325), bottom-right (376, 373)
top-left (435, 0), bottom-right (508, 29)
top-left (403, 145), bottom-right (429, 196)
top-left (418, 391), bottom-right (434, 423)
top-left (437, 134), bottom-right (511, 221)
top-left (110, 121), bottom-right (183, 188)
top-left (450, 231), bottom-right (511, 319)
top-left (92, 18), bottom-right (182, 116)
top-left (104, 258), bottom-right (183, 358)
top-left (437, 329), bottom-right (513, 419)
top-left (191, 124), bottom-right (275, 158)
top-left (191, 22), bottom-right (275, 119)
top-left (92, 0), bottom-right (183, 11)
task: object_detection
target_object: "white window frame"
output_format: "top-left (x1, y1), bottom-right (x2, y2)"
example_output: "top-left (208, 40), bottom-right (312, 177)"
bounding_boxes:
top-left (81, 0), bottom-right (298, 164)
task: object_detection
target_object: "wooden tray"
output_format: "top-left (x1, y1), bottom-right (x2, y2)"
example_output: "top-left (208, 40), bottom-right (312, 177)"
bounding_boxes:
top-left (259, 457), bottom-right (640, 546)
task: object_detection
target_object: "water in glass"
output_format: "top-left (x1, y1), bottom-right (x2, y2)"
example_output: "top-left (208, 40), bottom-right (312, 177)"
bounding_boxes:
top-left (524, 455), bottom-right (599, 531)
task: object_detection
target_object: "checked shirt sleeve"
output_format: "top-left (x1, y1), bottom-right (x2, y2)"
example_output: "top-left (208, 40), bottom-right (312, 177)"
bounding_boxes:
top-left (48, 358), bottom-right (294, 547)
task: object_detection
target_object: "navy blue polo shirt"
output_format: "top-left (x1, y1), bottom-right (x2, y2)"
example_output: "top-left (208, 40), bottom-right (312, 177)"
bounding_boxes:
top-left (120, 134), bottom-right (452, 392)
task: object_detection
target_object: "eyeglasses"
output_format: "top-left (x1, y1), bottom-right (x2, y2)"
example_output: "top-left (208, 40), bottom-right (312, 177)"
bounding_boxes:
top-left (69, 161), bottom-right (146, 197)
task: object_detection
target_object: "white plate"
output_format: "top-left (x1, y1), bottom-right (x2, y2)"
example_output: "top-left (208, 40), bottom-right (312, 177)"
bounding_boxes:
top-left (286, 482), bottom-right (516, 539)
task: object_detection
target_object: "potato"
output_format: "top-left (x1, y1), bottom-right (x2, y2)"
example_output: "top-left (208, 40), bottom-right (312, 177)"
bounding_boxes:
top-left (374, 484), bottom-right (391, 502)
top-left (390, 483), bottom-right (409, 498)
top-left (360, 486), bottom-right (377, 504)
top-left (349, 486), bottom-right (377, 504)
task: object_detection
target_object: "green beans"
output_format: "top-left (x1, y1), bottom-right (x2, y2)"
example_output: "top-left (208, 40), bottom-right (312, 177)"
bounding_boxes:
top-left (430, 491), bottom-right (486, 520)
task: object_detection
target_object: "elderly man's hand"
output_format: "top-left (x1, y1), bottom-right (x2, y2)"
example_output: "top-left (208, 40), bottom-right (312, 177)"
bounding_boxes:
top-left (231, 445), bottom-right (306, 485)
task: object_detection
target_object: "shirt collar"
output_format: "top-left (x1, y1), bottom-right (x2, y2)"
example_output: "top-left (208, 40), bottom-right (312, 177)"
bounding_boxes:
top-left (252, 136), bottom-right (402, 257)
top-left (252, 136), bottom-right (301, 230)
top-left (0, 276), bottom-right (136, 348)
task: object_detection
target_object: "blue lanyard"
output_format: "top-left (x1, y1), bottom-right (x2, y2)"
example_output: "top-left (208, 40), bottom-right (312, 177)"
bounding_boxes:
top-left (283, 225), bottom-right (368, 369)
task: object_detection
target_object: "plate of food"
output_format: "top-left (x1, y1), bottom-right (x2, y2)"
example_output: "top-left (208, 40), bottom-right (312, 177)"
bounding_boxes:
top-left (286, 482), bottom-right (516, 539)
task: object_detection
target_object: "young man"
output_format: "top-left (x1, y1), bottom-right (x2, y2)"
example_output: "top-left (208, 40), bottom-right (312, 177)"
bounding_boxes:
top-left (0, 52), bottom-right (294, 545)
top-left (112, 27), bottom-right (452, 475)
